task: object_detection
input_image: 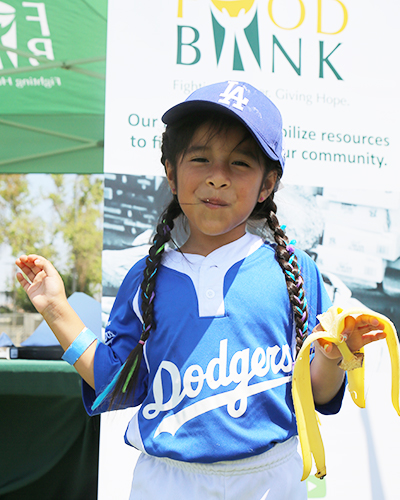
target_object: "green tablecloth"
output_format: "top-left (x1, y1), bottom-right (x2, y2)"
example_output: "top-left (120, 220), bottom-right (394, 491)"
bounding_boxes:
top-left (0, 360), bottom-right (99, 500)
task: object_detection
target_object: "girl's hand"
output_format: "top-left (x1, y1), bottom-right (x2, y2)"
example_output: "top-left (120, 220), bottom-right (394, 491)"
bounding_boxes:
top-left (315, 314), bottom-right (386, 360)
top-left (16, 255), bottom-right (95, 388)
top-left (15, 255), bottom-right (67, 317)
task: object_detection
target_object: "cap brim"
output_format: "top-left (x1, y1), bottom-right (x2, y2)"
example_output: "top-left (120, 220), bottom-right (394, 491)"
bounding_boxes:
top-left (162, 100), bottom-right (280, 163)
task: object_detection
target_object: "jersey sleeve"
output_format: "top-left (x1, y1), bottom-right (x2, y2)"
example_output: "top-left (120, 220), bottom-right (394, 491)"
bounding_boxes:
top-left (82, 258), bottom-right (149, 416)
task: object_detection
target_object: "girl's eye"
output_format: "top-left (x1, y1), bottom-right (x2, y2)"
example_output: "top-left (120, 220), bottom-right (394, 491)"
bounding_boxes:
top-left (191, 157), bottom-right (208, 163)
top-left (232, 160), bottom-right (250, 168)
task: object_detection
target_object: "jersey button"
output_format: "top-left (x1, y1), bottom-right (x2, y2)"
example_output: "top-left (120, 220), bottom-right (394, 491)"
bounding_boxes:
top-left (206, 289), bottom-right (215, 299)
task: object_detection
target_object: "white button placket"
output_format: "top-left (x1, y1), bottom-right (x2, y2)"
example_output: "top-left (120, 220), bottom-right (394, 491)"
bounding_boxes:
top-left (198, 262), bottom-right (225, 317)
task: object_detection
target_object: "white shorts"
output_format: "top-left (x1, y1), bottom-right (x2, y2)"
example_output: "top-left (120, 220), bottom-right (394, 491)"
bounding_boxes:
top-left (129, 436), bottom-right (306, 500)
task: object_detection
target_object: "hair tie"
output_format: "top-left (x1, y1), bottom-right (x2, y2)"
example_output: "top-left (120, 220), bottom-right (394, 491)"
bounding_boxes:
top-left (285, 269), bottom-right (296, 281)
top-left (138, 339), bottom-right (145, 345)
top-left (147, 268), bottom-right (157, 280)
top-left (295, 306), bottom-right (303, 316)
top-left (155, 243), bottom-right (165, 255)
top-left (122, 355), bottom-right (139, 393)
top-left (142, 324), bottom-right (151, 334)
top-left (286, 239), bottom-right (296, 254)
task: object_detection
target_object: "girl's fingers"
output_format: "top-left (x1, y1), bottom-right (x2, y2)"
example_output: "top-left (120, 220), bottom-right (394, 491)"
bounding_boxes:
top-left (15, 264), bottom-right (35, 283)
top-left (16, 263), bottom-right (39, 283)
top-left (16, 272), bottom-right (27, 286)
top-left (344, 315), bottom-right (384, 335)
top-left (354, 314), bottom-right (383, 330)
top-left (33, 257), bottom-right (57, 277)
top-left (320, 340), bottom-right (333, 354)
top-left (316, 339), bottom-right (341, 359)
top-left (16, 255), bottom-right (39, 273)
top-left (16, 255), bottom-right (54, 289)
top-left (343, 314), bottom-right (386, 351)
top-left (342, 316), bottom-right (356, 335)
top-left (16, 272), bottom-right (33, 293)
top-left (16, 255), bottom-right (51, 278)
top-left (361, 331), bottom-right (386, 345)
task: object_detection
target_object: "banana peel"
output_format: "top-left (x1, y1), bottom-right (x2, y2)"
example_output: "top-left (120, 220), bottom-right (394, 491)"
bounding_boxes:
top-left (292, 306), bottom-right (400, 481)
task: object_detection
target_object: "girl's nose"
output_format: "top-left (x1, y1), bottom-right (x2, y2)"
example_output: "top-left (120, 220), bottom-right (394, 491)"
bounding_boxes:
top-left (206, 162), bottom-right (231, 189)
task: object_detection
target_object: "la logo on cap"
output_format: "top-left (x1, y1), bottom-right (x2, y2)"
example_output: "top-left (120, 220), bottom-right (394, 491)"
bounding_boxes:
top-left (218, 81), bottom-right (249, 111)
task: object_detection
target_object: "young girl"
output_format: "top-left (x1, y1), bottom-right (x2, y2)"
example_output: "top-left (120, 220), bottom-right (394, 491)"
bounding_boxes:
top-left (16, 81), bottom-right (385, 500)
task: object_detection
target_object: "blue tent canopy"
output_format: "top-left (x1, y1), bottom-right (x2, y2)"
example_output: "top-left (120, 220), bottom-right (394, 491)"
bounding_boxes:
top-left (22, 292), bottom-right (102, 346)
top-left (0, 332), bottom-right (13, 347)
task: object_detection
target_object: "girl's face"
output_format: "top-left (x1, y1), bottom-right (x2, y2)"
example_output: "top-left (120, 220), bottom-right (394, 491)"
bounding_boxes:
top-left (165, 121), bottom-right (277, 255)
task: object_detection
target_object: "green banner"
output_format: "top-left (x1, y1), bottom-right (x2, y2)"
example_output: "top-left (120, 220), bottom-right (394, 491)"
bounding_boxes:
top-left (0, 0), bottom-right (107, 173)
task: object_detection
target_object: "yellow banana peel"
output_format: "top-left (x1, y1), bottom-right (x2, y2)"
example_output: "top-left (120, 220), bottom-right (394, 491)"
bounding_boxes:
top-left (292, 306), bottom-right (400, 481)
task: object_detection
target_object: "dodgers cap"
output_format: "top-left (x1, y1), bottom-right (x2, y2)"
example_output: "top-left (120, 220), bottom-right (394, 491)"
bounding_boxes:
top-left (162, 81), bottom-right (285, 174)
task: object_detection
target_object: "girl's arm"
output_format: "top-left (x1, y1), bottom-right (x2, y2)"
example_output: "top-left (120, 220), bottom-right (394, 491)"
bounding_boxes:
top-left (310, 315), bottom-right (386, 405)
top-left (15, 254), bottom-right (96, 389)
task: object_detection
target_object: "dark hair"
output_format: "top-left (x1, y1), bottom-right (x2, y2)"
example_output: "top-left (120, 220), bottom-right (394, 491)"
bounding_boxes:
top-left (108, 111), bottom-right (309, 408)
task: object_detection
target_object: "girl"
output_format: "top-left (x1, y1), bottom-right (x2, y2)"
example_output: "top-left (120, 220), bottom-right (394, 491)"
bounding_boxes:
top-left (16, 81), bottom-right (385, 500)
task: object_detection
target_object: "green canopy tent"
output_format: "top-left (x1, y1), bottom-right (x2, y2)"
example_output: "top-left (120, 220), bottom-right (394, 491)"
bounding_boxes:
top-left (0, 0), bottom-right (107, 173)
top-left (0, 2), bottom-right (107, 498)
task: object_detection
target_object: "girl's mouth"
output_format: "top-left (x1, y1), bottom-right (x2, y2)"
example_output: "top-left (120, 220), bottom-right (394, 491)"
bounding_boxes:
top-left (203, 198), bottom-right (228, 207)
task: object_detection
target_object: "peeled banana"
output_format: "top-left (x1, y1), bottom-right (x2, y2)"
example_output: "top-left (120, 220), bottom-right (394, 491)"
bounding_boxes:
top-left (292, 306), bottom-right (400, 480)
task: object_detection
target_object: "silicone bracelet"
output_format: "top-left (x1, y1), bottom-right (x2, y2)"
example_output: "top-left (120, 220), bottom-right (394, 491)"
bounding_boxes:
top-left (62, 327), bottom-right (98, 365)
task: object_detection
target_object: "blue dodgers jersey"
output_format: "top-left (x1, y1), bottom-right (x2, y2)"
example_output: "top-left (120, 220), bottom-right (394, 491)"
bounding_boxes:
top-left (82, 237), bottom-right (336, 463)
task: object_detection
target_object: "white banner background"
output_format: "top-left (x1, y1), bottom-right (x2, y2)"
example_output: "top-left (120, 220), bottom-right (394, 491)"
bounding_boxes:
top-left (104, 0), bottom-right (399, 190)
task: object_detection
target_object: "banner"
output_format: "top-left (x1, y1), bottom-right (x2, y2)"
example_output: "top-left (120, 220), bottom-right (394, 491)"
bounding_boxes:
top-left (0, 0), bottom-right (107, 173)
top-left (104, 0), bottom-right (399, 190)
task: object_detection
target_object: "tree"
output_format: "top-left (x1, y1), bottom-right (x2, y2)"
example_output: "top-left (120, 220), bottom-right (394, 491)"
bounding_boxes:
top-left (0, 175), bottom-right (59, 311)
top-left (49, 174), bottom-right (103, 299)
top-left (0, 175), bottom-right (56, 258)
top-left (0, 174), bottom-right (103, 312)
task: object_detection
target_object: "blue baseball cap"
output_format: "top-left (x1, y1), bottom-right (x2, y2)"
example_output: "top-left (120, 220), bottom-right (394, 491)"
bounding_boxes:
top-left (162, 81), bottom-right (285, 174)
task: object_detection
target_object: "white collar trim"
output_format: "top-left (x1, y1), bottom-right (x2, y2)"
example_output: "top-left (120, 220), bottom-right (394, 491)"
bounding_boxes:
top-left (162, 233), bottom-right (263, 317)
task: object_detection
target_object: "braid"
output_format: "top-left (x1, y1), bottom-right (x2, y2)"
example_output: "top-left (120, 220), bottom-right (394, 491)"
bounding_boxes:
top-left (263, 196), bottom-right (309, 357)
top-left (108, 198), bottom-right (182, 408)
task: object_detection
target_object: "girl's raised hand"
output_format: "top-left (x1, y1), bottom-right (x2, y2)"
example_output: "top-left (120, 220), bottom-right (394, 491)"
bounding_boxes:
top-left (15, 255), bottom-right (67, 316)
top-left (316, 314), bottom-right (386, 360)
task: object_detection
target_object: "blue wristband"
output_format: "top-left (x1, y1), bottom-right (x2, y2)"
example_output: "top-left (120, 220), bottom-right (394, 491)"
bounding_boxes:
top-left (62, 327), bottom-right (98, 365)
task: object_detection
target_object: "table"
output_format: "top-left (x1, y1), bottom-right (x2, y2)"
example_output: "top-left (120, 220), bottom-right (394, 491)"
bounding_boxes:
top-left (0, 360), bottom-right (99, 500)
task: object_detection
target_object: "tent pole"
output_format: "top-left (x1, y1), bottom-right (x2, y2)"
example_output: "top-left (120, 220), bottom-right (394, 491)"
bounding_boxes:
top-left (0, 118), bottom-right (98, 144)
top-left (0, 45), bottom-right (105, 80)
top-left (0, 142), bottom-right (101, 168)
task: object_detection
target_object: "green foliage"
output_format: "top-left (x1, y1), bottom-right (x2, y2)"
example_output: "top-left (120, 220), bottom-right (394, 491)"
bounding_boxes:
top-left (0, 175), bottom-right (56, 259)
top-left (0, 174), bottom-right (103, 312)
top-left (49, 174), bottom-right (103, 297)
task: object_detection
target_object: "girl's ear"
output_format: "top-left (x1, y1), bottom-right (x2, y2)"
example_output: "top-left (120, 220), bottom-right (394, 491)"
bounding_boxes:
top-left (258, 170), bottom-right (278, 203)
top-left (165, 160), bottom-right (177, 194)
